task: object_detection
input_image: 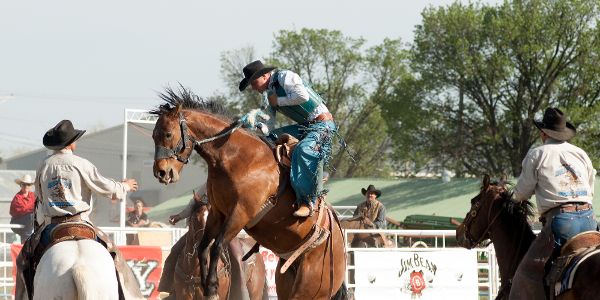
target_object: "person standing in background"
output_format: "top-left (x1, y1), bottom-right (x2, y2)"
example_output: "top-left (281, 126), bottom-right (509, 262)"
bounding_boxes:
top-left (10, 174), bottom-right (36, 242)
top-left (126, 199), bottom-right (149, 227)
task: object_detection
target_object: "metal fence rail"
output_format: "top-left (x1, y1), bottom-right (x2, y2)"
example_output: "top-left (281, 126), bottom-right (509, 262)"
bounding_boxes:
top-left (0, 224), bottom-right (499, 299)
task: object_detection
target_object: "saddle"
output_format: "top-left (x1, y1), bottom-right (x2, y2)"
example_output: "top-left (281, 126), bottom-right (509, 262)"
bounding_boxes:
top-left (46, 222), bottom-right (97, 250)
top-left (546, 231), bottom-right (600, 299)
top-left (274, 134), bottom-right (299, 168)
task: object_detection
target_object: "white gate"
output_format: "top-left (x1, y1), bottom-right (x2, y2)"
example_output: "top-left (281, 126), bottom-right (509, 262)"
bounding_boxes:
top-left (343, 229), bottom-right (500, 299)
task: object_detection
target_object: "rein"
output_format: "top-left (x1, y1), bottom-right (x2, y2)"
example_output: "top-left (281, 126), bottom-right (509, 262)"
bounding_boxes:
top-left (463, 190), bottom-right (530, 298)
top-left (154, 112), bottom-right (242, 164)
top-left (463, 196), bottom-right (504, 247)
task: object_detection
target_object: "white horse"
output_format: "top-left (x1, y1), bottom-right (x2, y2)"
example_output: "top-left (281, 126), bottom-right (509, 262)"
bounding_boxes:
top-left (33, 239), bottom-right (119, 300)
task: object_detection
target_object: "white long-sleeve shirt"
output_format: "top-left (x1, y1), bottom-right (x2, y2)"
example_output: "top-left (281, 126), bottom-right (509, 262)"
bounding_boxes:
top-left (264, 70), bottom-right (329, 122)
top-left (35, 149), bottom-right (130, 225)
top-left (514, 139), bottom-right (596, 215)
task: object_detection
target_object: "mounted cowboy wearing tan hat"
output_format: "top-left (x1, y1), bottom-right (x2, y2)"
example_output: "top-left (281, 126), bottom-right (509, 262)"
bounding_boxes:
top-left (533, 107), bottom-right (576, 141)
top-left (42, 120), bottom-right (86, 150)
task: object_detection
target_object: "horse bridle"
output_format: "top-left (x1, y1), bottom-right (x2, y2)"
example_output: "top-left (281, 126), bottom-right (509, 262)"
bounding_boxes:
top-left (154, 112), bottom-right (242, 164)
top-left (462, 191), bottom-right (504, 247)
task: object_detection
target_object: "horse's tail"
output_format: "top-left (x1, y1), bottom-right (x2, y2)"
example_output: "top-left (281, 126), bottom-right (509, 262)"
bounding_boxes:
top-left (72, 263), bottom-right (102, 299)
top-left (331, 282), bottom-right (348, 300)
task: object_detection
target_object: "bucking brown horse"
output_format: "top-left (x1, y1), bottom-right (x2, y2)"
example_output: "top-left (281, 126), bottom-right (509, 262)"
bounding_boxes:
top-left (456, 175), bottom-right (600, 300)
top-left (151, 87), bottom-right (347, 300)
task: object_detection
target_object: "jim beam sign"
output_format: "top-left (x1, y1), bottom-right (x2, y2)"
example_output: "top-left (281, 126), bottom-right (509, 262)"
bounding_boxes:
top-left (353, 250), bottom-right (478, 299)
top-left (398, 253), bottom-right (437, 298)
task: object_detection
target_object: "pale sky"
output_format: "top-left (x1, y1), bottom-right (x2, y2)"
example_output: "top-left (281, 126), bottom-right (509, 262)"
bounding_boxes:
top-left (0, 0), bottom-right (498, 158)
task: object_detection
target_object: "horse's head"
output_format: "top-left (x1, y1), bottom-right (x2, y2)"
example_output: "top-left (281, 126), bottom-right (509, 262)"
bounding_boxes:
top-left (456, 174), bottom-right (509, 249)
top-left (189, 199), bottom-right (210, 236)
top-left (151, 86), bottom-right (237, 185)
top-left (152, 103), bottom-right (192, 184)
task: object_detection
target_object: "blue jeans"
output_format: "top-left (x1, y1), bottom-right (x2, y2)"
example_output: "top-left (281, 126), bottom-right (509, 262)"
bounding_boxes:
top-left (551, 209), bottom-right (597, 247)
top-left (269, 121), bottom-right (336, 206)
top-left (40, 223), bottom-right (58, 247)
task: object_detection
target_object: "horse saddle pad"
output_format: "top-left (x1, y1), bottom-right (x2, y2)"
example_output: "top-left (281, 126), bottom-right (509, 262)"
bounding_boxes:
top-left (547, 231), bottom-right (600, 297)
top-left (274, 134), bottom-right (299, 168)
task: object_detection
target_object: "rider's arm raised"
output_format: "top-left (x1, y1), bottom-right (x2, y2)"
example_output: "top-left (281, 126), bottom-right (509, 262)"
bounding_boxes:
top-left (78, 158), bottom-right (132, 201)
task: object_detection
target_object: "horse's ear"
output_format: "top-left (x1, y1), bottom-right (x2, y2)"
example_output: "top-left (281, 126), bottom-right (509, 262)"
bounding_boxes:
top-left (173, 103), bottom-right (182, 115)
top-left (499, 172), bottom-right (508, 187)
top-left (482, 174), bottom-right (490, 190)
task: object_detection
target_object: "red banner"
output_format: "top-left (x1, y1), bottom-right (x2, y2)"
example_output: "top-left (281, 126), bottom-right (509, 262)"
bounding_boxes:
top-left (119, 246), bottom-right (163, 299)
top-left (10, 244), bottom-right (22, 284)
top-left (10, 244), bottom-right (163, 299)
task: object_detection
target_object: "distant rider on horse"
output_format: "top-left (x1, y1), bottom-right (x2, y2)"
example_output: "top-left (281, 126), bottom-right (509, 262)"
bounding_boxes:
top-left (238, 60), bottom-right (336, 217)
top-left (15, 120), bottom-right (143, 300)
top-left (353, 184), bottom-right (387, 229)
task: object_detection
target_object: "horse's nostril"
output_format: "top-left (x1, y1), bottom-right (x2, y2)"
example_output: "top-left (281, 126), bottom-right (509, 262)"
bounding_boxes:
top-left (158, 170), bottom-right (167, 179)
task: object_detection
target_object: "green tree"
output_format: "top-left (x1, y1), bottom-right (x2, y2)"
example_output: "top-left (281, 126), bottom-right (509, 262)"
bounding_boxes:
top-left (384, 0), bottom-right (600, 177)
top-left (219, 46), bottom-right (263, 115)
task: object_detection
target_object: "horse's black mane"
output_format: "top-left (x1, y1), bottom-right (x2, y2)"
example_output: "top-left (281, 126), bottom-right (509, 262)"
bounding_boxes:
top-left (489, 181), bottom-right (535, 221)
top-left (149, 85), bottom-right (232, 119)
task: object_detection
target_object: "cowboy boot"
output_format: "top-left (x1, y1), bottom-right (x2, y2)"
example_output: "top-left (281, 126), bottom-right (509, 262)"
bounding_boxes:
top-left (293, 203), bottom-right (311, 217)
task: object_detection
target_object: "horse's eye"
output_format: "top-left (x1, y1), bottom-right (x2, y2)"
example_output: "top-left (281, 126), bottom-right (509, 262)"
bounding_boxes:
top-left (165, 132), bottom-right (173, 139)
top-left (470, 210), bottom-right (477, 217)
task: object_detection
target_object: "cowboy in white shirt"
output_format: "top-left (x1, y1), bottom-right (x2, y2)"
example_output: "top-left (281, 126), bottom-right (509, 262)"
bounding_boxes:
top-left (509, 108), bottom-right (597, 300)
top-left (16, 120), bottom-right (143, 300)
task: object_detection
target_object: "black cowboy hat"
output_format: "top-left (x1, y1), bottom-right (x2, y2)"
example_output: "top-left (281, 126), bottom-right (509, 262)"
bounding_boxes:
top-left (43, 120), bottom-right (86, 150)
top-left (534, 107), bottom-right (576, 141)
top-left (361, 184), bottom-right (382, 198)
top-left (238, 60), bottom-right (276, 91)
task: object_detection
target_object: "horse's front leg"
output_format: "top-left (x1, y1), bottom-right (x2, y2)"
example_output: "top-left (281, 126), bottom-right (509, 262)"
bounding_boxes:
top-left (197, 210), bottom-right (224, 292)
top-left (204, 207), bottom-right (249, 299)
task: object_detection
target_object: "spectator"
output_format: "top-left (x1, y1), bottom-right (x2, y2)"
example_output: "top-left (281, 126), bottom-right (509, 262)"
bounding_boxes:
top-left (10, 174), bottom-right (36, 242)
top-left (126, 199), bottom-right (148, 227)
top-left (353, 184), bottom-right (387, 229)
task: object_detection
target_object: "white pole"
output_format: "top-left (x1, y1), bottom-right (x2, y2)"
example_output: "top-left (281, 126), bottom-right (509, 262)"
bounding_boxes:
top-left (120, 109), bottom-right (129, 229)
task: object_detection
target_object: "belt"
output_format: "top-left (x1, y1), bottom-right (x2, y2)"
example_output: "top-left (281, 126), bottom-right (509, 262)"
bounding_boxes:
top-left (310, 112), bottom-right (333, 123)
top-left (559, 202), bottom-right (592, 213)
top-left (51, 213), bottom-right (83, 224)
top-left (540, 202), bottom-right (593, 224)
